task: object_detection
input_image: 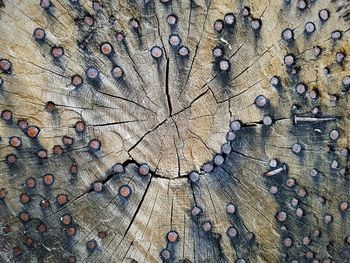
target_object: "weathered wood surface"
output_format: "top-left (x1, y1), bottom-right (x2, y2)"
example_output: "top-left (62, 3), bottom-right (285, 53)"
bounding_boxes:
top-left (1, 0), bottom-right (350, 262)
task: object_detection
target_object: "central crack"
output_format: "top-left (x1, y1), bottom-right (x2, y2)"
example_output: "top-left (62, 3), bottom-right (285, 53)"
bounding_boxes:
top-left (165, 58), bottom-right (172, 116)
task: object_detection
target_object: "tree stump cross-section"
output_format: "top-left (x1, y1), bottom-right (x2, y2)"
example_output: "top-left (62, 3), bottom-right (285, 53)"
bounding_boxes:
top-left (1, 0), bottom-right (350, 262)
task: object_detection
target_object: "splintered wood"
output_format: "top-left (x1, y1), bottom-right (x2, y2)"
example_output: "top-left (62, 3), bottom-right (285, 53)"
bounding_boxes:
top-left (0, 0), bottom-right (350, 262)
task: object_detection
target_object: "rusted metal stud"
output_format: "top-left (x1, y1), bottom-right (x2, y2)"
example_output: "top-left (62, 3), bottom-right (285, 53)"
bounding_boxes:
top-left (319, 9), bottom-right (330, 21)
top-left (189, 171), bottom-right (200, 183)
top-left (226, 203), bottom-right (236, 214)
top-left (1, 110), bottom-right (12, 121)
top-left (66, 226), bottom-right (77, 237)
top-left (191, 206), bottom-right (202, 216)
top-left (9, 136), bottom-right (22, 148)
top-left (45, 101), bottom-right (56, 112)
top-left (202, 163), bottom-right (213, 173)
top-left (270, 76), bottom-right (280, 87)
top-left (169, 34), bottom-right (181, 47)
top-left (286, 178), bottom-right (296, 187)
top-left (139, 163), bottom-right (150, 176)
top-left (202, 221), bottom-right (212, 232)
top-left (221, 143), bottom-right (232, 154)
top-left (269, 159), bottom-right (278, 168)
top-left (13, 247), bottom-right (22, 257)
top-left (71, 75), bottom-right (83, 87)
top-left (342, 76), bottom-right (350, 89)
top-left (100, 42), bottom-right (114, 57)
top-left (83, 15), bottom-right (94, 26)
top-left (43, 173), bottom-right (54, 186)
top-left (33, 28), bottom-right (46, 41)
top-left (53, 145), bottom-right (64, 155)
top-left (298, 188), bottom-right (307, 197)
top-left (92, 1), bottom-right (102, 11)
top-left (302, 236), bottom-right (311, 245)
top-left (37, 149), bottom-right (48, 159)
top-left (313, 46), bottom-right (322, 57)
top-left (93, 181), bottom-right (103, 192)
top-left (17, 119), bottom-right (28, 130)
top-left (88, 139), bottom-right (101, 152)
top-left (214, 155), bottom-right (224, 166)
top-left (24, 237), bottom-right (34, 247)
top-left (263, 116), bottom-right (273, 126)
top-left (227, 226), bottom-right (238, 237)
top-left (0, 59), bottom-right (12, 73)
top-left (51, 46), bottom-right (64, 59)
top-left (75, 120), bottom-right (86, 133)
top-left (70, 163), bottom-right (78, 175)
top-left (336, 52), bottom-right (345, 64)
top-left (150, 46), bottom-right (163, 59)
top-left (331, 30), bottom-right (342, 41)
top-left (56, 194), bottom-right (68, 205)
top-left (25, 178), bottom-right (36, 189)
top-left (40, 199), bottom-right (50, 209)
top-left (214, 19), bottom-right (224, 33)
top-left (20, 193), bottom-right (30, 204)
top-left (19, 211), bottom-right (30, 223)
top-left (283, 237), bottom-right (293, 248)
top-left (37, 222), bottom-right (48, 233)
top-left (62, 136), bottom-right (74, 146)
top-left (212, 46), bottom-right (224, 59)
top-left (86, 67), bottom-right (99, 80)
top-left (5, 154), bottom-right (17, 165)
top-left (230, 120), bottom-right (241, 131)
top-left (40, 0), bottom-right (51, 9)
top-left (224, 13), bottom-right (235, 26)
top-left (112, 163), bottom-right (124, 173)
top-left (291, 198), bottom-right (298, 207)
top-left (160, 249), bottom-right (171, 260)
top-left (255, 95), bottom-right (267, 108)
top-left (269, 185), bottom-right (278, 194)
top-left (227, 131), bottom-right (236, 141)
top-left (284, 54), bottom-right (295, 66)
top-left (276, 211), bottom-right (287, 222)
top-left (251, 19), bottom-right (262, 31)
top-left (219, 59), bottom-right (231, 72)
top-left (119, 185), bottom-right (132, 198)
top-left (129, 18), bottom-right (140, 30)
top-left (323, 214), bottom-right (333, 224)
top-left (282, 28), bottom-right (294, 42)
top-left (166, 231), bottom-right (178, 242)
top-left (340, 201), bottom-right (349, 211)
top-left (304, 22), bottom-right (316, 34)
top-left (242, 6), bottom-right (250, 16)
top-left (178, 46), bottom-right (190, 57)
top-left (295, 83), bottom-right (306, 94)
top-left (86, 239), bottom-right (97, 252)
top-left (27, 126), bottom-right (40, 138)
top-left (116, 32), bottom-right (126, 42)
top-left (296, 207), bottom-right (304, 217)
top-left (111, 66), bottom-right (124, 79)
top-left (98, 231), bottom-right (107, 239)
top-left (245, 232), bottom-right (255, 241)
top-left (0, 188), bottom-right (8, 199)
top-left (292, 143), bottom-right (302, 154)
top-left (60, 214), bottom-right (72, 225)
top-left (68, 256), bottom-right (77, 263)
top-left (167, 14), bottom-right (178, 25)
top-left (329, 129), bottom-right (339, 140)
top-left (345, 236), bottom-right (350, 245)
